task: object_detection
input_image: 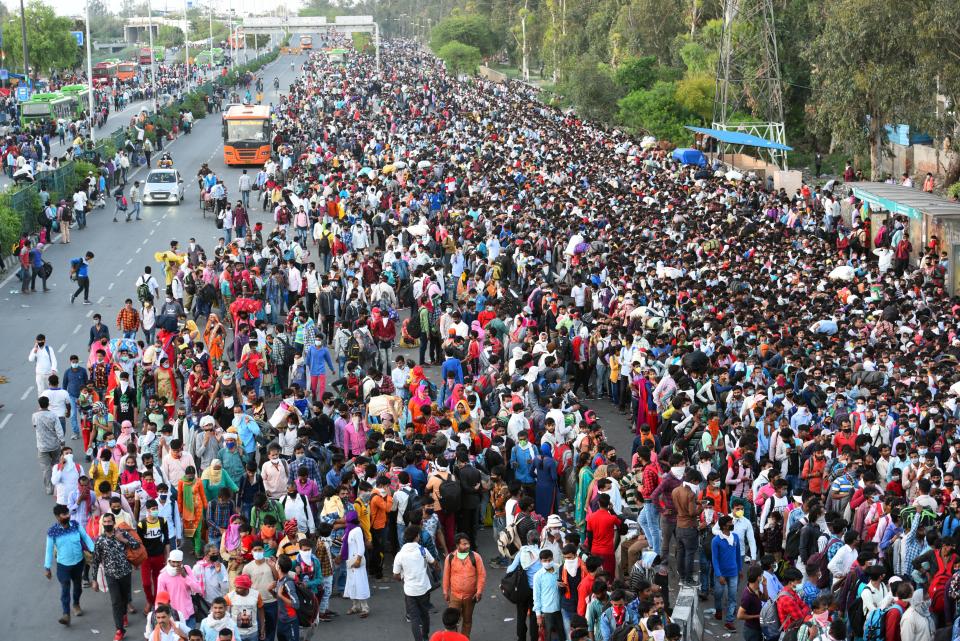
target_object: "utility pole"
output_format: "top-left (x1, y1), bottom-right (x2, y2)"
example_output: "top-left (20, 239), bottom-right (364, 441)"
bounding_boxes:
top-left (183, 0), bottom-right (190, 85)
top-left (147, 1), bottom-right (158, 113)
top-left (208, 3), bottom-right (213, 70)
top-left (18, 0), bottom-right (28, 80)
top-left (84, 0), bottom-right (96, 142)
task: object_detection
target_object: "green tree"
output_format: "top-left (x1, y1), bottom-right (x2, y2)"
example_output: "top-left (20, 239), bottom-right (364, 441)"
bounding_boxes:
top-left (299, 0), bottom-right (338, 18)
top-left (674, 73), bottom-right (714, 124)
top-left (614, 55), bottom-right (658, 93)
top-left (2, 2), bottom-right (78, 77)
top-left (804, 0), bottom-right (934, 179)
top-left (566, 55), bottom-right (622, 122)
top-left (431, 14), bottom-right (499, 56)
top-left (437, 40), bottom-right (482, 75)
top-left (156, 25), bottom-right (185, 47)
top-left (618, 80), bottom-right (692, 142)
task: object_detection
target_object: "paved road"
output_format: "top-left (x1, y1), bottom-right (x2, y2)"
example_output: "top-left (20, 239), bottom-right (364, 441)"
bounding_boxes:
top-left (0, 50), bottom-right (694, 641)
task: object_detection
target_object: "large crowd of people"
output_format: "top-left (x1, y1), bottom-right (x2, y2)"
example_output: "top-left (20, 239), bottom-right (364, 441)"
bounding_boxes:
top-left (33, 34), bottom-right (960, 641)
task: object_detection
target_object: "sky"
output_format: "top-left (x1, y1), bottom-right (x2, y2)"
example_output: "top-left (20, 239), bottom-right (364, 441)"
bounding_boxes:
top-left (4, 0), bottom-right (298, 20)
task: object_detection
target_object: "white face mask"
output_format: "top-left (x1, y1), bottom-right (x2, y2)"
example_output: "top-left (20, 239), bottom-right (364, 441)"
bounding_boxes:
top-left (164, 564), bottom-right (179, 576)
top-left (670, 466), bottom-right (685, 480)
top-left (563, 559), bottom-right (579, 575)
top-left (299, 550), bottom-right (312, 563)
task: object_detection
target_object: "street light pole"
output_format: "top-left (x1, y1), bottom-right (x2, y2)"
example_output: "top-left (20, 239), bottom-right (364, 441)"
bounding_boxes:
top-left (147, 1), bottom-right (158, 113)
top-left (18, 0), bottom-right (28, 80)
top-left (209, 3), bottom-right (214, 70)
top-left (84, 0), bottom-right (96, 142)
top-left (183, 0), bottom-right (190, 86)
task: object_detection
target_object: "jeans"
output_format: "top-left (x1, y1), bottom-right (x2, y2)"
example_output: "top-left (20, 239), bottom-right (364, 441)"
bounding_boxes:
top-left (72, 276), bottom-right (90, 303)
top-left (640, 502), bottom-right (661, 554)
top-left (262, 600), bottom-right (278, 641)
top-left (122, 330), bottom-right (137, 340)
top-left (659, 516), bottom-right (677, 568)
top-left (128, 202), bottom-right (141, 220)
top-left (319, 575), bottom-right (333, 613)
top-left (75, 208), bottom-right (86, 229)
top-left (105, 573), bottom-right (132, 632)
top-left (223, 228), bottom-right (233, 243)
top-left (56, 560), bottom-right (84, 615)
top-left (743, 624), bottom-right (763, 641)
top-left (714, 574), bottom-right (739, 623)
top-left (241, 189), bottom-right (250, 207)
top-left (515, 591), bottom-right (538, 641)
top-left (539, 611), bottom-right (564, 641)
top-left (405, 592), bottom-right (432, 641)
top-left (700, 549), bottom-right (714, 595)
top-left (675, 527), bottom-right (699, 583)
top-left (276, 617), bottom-right (299, 641)
top-left (68, 395), bottom-right (80, 436)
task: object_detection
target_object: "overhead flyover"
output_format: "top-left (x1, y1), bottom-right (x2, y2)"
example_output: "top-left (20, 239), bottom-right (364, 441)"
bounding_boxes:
top-left (243, 15), bottom-right (381, 69)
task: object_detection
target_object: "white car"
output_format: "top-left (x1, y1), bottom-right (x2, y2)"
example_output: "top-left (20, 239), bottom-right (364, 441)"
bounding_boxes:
top-left (143, 168), bottom-right (184, 205)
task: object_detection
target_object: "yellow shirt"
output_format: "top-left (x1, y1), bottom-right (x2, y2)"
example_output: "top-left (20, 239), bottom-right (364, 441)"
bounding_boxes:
top-left (609, 355), bottom-right (621, 382)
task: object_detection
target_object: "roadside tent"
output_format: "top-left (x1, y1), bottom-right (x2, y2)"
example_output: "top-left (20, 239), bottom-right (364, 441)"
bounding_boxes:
top-left (671, 148), bottom-right (707, 167)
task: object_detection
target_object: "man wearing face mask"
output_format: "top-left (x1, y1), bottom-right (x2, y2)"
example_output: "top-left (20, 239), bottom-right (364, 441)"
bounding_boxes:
top-left (650, 453), bottom-right (685, 572)
top-left (242, 542), bottom-right (281, 641)
top-left (45, 503), bottom-right (96, 626)
top-left (532, 548), bottom-right (563, 641)
top-left (90, 512), bottom-right (139, 641)
top-left (137, 498), bottom-right (171, 612)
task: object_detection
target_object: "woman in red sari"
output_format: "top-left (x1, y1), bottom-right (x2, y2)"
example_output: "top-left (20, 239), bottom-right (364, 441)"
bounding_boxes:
top-left (186, 362), bottom-right (214, 416)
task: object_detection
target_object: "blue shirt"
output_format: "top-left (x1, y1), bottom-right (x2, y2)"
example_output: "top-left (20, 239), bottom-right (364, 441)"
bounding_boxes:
top-left (45, 521), bottom-right (95, 569)
top-left (405, 464), bottom-right (427, 494)
top-left (507, 547), bottom-right (542, 588)
top-left (440, 357), bottom-right (464, 385)
top-left (70, 258), bottom-right (89, 278)
top-left (532, 567), bottom-right (561, 614)
top-left (304, 345), bottom-right (335, 375)
top-left (711, 532), bottom-right (742, 578)
top-left (63, 366), bottom-right (89, 397)
top-left (231, 414), bottom-right (261, 452)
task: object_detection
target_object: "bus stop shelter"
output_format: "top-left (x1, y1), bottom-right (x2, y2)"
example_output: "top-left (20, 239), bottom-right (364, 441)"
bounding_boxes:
top-left (848, 182), bottom-right (960, 294)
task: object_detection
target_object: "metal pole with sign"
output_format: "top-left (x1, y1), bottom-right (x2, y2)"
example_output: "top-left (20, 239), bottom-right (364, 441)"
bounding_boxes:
top-left (209, 3), bottom-right (214, 71)
top-left (18, 0), bottom-right (28, 79)
top-left (84, 0), bottom-right (96, 143)
top-left (183, 0), bottom-right (190, 85)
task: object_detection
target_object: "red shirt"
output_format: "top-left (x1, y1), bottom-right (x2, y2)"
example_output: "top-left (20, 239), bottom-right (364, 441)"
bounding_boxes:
top-left (586, 508), bottom-right (622, 554)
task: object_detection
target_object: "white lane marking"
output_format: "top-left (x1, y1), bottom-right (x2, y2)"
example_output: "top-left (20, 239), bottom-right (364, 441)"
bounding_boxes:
top-left (97, 296), bottom-right (104, 304)
top-left (136, 247), bottom-right (142, 254)
top-left (149, 229), bottom-right (156, 236)
top-left (141, 238), bottom-right (148, 245)
top-left (117, 269), bottom-right (124, 277)
top-left (72, 323), bottom-right (82, 335)
top-left (0, 414), bottom-right (12, 431)
top-left (108, 282), bottom-right (115, 291)
top-left (57, 342), bottom-right (67, 353)
top-left (86, 310), bottom-right (94, 318)
top-left (126, 258), bottom-right (133, 265)
top-left (20, 386), bottom-right (33, 400)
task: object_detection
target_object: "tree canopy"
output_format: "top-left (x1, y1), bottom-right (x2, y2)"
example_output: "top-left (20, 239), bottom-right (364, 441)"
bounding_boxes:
top-left (2, 2), bottom-right (78, 78)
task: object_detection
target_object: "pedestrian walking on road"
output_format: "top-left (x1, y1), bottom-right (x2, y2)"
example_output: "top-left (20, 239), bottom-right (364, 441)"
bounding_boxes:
top-left (28, 333), bottom-right (58, 394)
top-left (128, 181), bottom-right (142, 221)
top-left (45, 504), bottom-right (95, 626)
top-left (90, 512), bottom-right (140, 641)
top-left (394, 525), bottom-right (439, 641)
top-left (70, 251), bottom-right (95, 305)
top-left (442, 533), bottom-right (486, 638)
top-left (34, 395), bottom-right (64, 494)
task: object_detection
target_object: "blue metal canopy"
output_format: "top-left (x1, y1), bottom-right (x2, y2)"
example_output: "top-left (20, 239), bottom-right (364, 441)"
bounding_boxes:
top-left (685, 126), bottom-right (793, 152)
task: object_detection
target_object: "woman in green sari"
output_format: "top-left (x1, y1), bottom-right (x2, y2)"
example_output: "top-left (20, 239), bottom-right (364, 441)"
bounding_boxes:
top-left (574, 456), bottom-right (595, 533)
top-left (201, 458), bottom-right (239, 502)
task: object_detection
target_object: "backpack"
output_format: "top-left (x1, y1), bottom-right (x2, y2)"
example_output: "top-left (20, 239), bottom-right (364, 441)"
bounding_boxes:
top-left (499, 563), bottom-right (530, 604)
top-left (848, 583), bottom-right (868, 637)
top-left (408, 309), bottom-right (422, 339)
top-left (497, 518), bottom-right (524, 557)
top-left (137, 278), bottom-right (153, 304)
top-left (318, 233), bottom-right (330, 254)
top-left (437, 471), bottom-right (462, 513)
top-left (610, 624), bottom-right (641, 641)
top-left (863, 603), bottom-right (903, 641)
top-left (929, 550), bottom-right (956, 616)
top-left (783, 520), bottom-right (804, 562)
top-left (446, 551), bottom-right (478, 571)
top-left (808, 536), bottom-right (840, 589)
top-left (346, 336), bottom-right (362, 362)
top-left (277, 337), bottom-right (295, 368)
top-left (294, 579), bottom-right (318, 626)
top-left (759, 590), bottom-right (787, 640)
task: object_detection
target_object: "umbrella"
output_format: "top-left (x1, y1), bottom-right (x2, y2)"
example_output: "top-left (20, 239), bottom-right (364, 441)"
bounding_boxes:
top-left (417, 160), bottom-right (432, 169)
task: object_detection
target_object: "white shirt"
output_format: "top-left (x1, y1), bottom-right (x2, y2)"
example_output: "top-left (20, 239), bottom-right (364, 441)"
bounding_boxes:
top-left (29, 344), bottom-right (58, 374)
top-left (393, 542), bottom-right (434, 597)
top-left (42, 388), bottom-right (71, 418)
top-left (147, 621), bottom-right (191, 641)
top-left (52, 460), bottom-right (82, 505)
top-left (827, 543), bottom-right (857, 578)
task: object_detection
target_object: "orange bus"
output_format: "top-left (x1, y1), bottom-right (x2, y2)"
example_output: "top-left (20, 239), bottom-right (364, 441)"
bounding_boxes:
top-left (300, 35), bottom-right (313, 50)
top-left (222, 104), bottom-right (272, 165)
top-left (117, 61), bottom-right (138, 81)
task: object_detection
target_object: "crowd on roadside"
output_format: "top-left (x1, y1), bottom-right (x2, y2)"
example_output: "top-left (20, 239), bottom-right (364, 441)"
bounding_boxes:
top-left (31, 33), bottom-right (960, 641)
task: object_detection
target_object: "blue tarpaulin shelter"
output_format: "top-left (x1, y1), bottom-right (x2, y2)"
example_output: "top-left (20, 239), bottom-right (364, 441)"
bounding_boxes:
top-left (685, 126), bottom-right (793, 152)
top-left (671, 148), bottom-right (707, 167)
